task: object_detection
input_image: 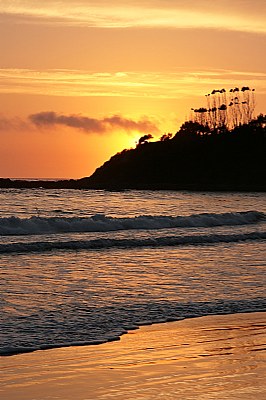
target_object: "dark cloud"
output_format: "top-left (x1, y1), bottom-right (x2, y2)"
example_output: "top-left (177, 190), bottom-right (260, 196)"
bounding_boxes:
top-left (29, 112), bottom-right (159, 134)
top-left (29, 112), bottom-right (104, 132)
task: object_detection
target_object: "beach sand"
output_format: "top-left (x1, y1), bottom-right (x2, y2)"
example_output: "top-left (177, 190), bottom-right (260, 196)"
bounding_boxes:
top-left (1, 312), bottom-right (265, 400)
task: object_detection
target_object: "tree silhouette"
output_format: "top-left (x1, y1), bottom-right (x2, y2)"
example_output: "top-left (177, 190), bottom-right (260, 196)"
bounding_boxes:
top-left (160, 133), bottom-right (173, 141)
top-left (191, 86), bottom-right (256, 131)
top-left (137, 134), bottom-right (153, 146)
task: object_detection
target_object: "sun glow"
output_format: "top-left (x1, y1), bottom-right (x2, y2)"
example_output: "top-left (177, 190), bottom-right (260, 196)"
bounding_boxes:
top-left (0, 0), bottom-right (265, 178)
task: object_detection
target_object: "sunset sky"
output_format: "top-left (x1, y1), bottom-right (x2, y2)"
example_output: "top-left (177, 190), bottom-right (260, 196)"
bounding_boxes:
top-left (1, 0), bottom-right (265, 178)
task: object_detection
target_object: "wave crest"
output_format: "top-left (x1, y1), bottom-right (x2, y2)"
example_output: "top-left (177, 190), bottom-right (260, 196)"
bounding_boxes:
top-left (0, 211), bottom-right (264, 236)
top-left (0, 231), bottom-right (265, 254)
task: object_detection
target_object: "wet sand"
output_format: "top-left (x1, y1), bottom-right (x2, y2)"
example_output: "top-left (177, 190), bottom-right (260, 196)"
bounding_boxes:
top-left (1, 312), bottom-right (265, 400)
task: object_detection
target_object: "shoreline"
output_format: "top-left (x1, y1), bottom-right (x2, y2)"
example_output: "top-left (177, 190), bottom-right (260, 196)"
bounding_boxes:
top-left (1, 312), bottom-right (265, 399)
top-left (1, 308), bottom-right (265, 357)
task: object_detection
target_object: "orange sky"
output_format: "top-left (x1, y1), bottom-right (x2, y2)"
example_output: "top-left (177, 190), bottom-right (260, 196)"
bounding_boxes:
top-left (0, 0), bottom-right (265, 178)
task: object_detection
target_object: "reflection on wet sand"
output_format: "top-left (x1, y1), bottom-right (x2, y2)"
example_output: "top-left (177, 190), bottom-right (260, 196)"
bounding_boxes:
top-left (1, 312), bottom-right (265, 400)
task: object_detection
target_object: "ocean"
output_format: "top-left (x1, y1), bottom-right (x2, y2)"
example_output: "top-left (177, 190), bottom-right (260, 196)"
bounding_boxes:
top-left (0, 189), bottom-right (265, 356)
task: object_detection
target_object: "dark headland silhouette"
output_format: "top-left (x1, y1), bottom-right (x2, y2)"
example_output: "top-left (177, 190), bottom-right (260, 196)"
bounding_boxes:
top-left (1, 87), bottom-right (266, 191)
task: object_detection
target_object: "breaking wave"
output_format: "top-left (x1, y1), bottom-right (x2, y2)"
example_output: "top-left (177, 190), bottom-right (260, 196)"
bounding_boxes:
top-left (1, 298), bottom-right (265, 356)
top-left (0, 231), bottom-right (265, 254)
top-left (0, 211), bottom-right (264, 236)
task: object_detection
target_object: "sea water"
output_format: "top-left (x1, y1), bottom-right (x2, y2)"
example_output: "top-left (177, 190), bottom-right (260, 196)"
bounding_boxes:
top-left (0, 189), bottom-right (265, 355)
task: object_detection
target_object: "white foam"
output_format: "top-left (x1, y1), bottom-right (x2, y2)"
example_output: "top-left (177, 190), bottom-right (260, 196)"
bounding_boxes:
top-left (0, 211), bottom-right (264, 236)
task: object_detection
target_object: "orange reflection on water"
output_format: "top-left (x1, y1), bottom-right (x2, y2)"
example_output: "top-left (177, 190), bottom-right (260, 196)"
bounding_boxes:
top-left (1, 312), bottom-right (265, 400)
